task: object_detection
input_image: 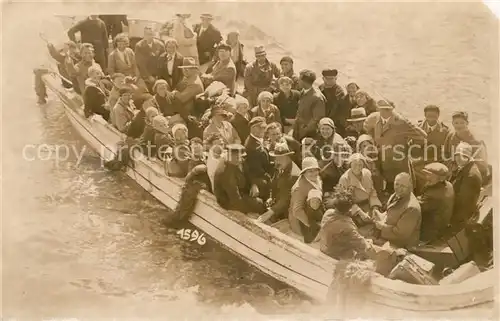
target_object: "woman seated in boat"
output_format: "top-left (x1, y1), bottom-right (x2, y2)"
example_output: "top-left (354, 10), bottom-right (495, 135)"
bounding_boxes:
top-left (444, 111), bottom-right (490, 184)
top-left (230, 96), bottom-right (251, 143)
top-left (313, 118), bottom-right (352, 191)
top-left (338, 153), bottom-right (382, 232)
top-left (318, 187), bottom-right (378, 261)
top-left (83, 65), bottom-right (111, 121)
top-left (273, 76), bottom-right (300, 134)
top-left (126, 93), bottom-right (154, 139)
top-left (107, 73), bottom-right (126, 111)
top-left (289, 157), bottom-right (323, 243)
top-left (138, 107), bottom-right (160, 157)
top-left (226, 30), bottom-right (246, 78)
top-left (250, 91), bottom-right (282, 125)
top-left (166, 123), bottom-right (192, 178)
top-left (356, 134), bottom-right (384, 198)
top-left (65, 43), bottom-right (101, 95)
top-left (203, 105), bottom-right (241, 145)
top-left (354, 91), bottom-right (377, 116)
top-left (108, 33), bottom-right (139, 78)
top-left (152, 114), bottom-right (174, 160)
top-left (344, 107), bottom-right (368, 141)
top-left (110, 86), bottom-right (137, 133)
top-left (205, 132), bottom-right (226, 192)
top-left (150, 79), bottom-right (175, 118)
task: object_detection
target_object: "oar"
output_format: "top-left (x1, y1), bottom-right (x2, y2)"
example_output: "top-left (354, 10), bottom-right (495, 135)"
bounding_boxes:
top-left (39, 32), bottom-right (49, 44)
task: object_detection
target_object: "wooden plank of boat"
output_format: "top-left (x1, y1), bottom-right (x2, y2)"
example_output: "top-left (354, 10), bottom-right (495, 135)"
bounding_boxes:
top-left (41, 69), bottom-right (494, 312)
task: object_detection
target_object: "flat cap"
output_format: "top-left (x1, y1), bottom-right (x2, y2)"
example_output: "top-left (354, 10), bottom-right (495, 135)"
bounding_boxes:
top-left (422, 162), bottom-right (449, 177)
top-left (217, 42), bottom-right (232, 51)
top-left (322, 69), bottom-right (338, 77)
top-left (226, 143), bottom-right (246, 154)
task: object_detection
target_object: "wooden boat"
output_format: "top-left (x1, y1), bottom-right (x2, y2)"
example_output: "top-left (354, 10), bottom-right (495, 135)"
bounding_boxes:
top-left (40, 71), bottom-right (495, 312)
top-left (40, 15), bottom-right (495, 313)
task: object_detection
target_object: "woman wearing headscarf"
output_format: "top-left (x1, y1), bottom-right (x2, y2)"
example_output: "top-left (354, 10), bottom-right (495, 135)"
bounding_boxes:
top-left (354, 91), bottom-right (377, 116)
top-left (108, 33), bottom-right (139, 77)
top-left (313, 118), bottom-right (352, 191)
top-left (171, 14), bottom-right (199, 64)
top-left (250, 91), bottom-right (282, 125)
top-left (289, 157), bottom-right (323, 243)
top-left (444, 111), bottom-right (490, 184)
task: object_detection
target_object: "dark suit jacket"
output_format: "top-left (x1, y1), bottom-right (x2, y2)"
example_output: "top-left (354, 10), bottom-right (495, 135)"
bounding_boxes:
top-left (273, 90), bottom-right (301, 124)
top-left (292, 88), bottom-right (326, 141)
top-left (450, 162), bottom-right (482, 228)
top-left (231, 113), bottom-right (250, 143)
top-left (193, 24), bottom-right (223, 65)
top-left (283, 135), bottom-right (302, 169)
top-left (213, 161), bottom-right (250, 211)
top-left (98, 15), bottom-right (128, 38)
top-left (244, 135), bottom-right (273, 186)
top-left (157, 51), bottom-right (184, 89)
top-left (269, 162), bottom-right (299, 220)
top-left (134, 38), bottom-right (165, 79)
top-left (419, 181), bottom-right (455, 242)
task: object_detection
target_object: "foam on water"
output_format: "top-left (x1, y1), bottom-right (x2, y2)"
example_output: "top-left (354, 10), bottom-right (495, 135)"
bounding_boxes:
top-left (2, 3), bottom-right (497, 320)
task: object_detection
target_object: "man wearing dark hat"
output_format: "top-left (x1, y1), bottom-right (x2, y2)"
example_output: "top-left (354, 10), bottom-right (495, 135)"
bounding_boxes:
top-left (279, 56), bottom-right (300, 90)
top-left (201, 43), bottom-right (237, 95)
top-left (418, 162), bottom-right (455, 243)
top-left (193, 14), bottom-right (223, 65)
top-left (243, 45), bottom-right (281, 107)
top-left (292, 69), bottom-right (326, 142)
top-left (364, 100), bottom-right (427, 193)
top-left (213, 144), bottom-right (266, 214)
top-left (257, 141), bottom-right (299, 223)
top-left (244, 116), bottom-right (274, 201)
top-left (319, 69), bottom-right (348, 136)
top-left (169, 57), bottom-right (204, 116)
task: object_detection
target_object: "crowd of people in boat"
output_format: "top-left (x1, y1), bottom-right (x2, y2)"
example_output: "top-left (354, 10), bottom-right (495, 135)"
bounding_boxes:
top-left (34, 14), bottom-right (492, 263)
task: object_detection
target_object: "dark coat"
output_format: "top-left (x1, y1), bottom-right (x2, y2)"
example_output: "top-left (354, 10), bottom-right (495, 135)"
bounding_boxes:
top-left (82, 81), bottom-right (110, 121)
top-left (292, 88), bottom-right (326, 141)
top-left (193, 24), bottom-right (223, 65)
top-left (231, 112), bottom-right (250, 143)
top-left (250, 104), bottom-right (282, 125)
top-left (213, 160), bottom-right (265, 214)
top-left (411, 120), bottom-right (450, 163)
top-left (269, 162), bottom-right (299, 221)
top-left (67, 17), bottom-right (108, 69)
top-left (244, 135), bottom-right (273, 194)
top-left (419, 181), bottom-right (455, 242)
top-left (284, 135), bottom-right (303, 169)
top-left (98, 15), bottom-right (128, 38)
top-left (243, 60), bottom-right (281, 107)
top-left (157, 51), bottom-right (184, 89)
top-left (127, 109), bottom-right (146, 139)
top-left (273, 90), bottom-right (300, 125)
top-left (449, 162), bottom-right (482, 229)
top-left (319, 83), bottom-right (346, 130)
top-left (232, 42), bottom-right (247, 77)
top-left (135, 38), bottom-right (165, 79)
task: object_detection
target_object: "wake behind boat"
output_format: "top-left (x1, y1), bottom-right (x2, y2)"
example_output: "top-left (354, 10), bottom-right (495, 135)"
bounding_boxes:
top-left (36, 13), bottom-right (494, 314)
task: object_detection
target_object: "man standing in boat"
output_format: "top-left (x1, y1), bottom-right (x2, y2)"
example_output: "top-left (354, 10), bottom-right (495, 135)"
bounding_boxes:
top-left (135, 25), bottom-right (165, 93)
top-left (193, 14), bottom-right (223, 65)
top-left (67, 15), bottom-right (109, 72)
top-left (243, 45), bottom-right (281, 107)
top-left (213, 144), bottom-right (266, 214)
top-left (320, 69), bottom-right (348, 136)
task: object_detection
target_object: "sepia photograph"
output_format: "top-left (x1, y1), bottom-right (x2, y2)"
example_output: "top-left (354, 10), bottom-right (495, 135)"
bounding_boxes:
top-left (1, 1), bottom-right (498, 319)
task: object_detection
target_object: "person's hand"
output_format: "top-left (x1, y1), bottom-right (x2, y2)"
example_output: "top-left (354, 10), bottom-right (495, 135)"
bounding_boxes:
top-left (250, 184), bottom-right (259, 198)
top-left (374, 220), bottom-right (385, 230)
top-left (265, 198), bottom-right (273, 208)
top-left (256, 210), bottom-right (274, 223)
top-left (394, 248), bottom-right (408, 257)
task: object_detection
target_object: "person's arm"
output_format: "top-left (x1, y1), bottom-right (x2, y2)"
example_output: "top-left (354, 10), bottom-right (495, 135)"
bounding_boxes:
top-left (64, 55), bottom-right (79, 77)
top-left (270, 176), bottom-right (296, 218)
top-left (174, 83), bottom-right (203, 103)
top-left (454, 172), bottom-right (482, 221)
top-left (401, 116), bottom-right (428, 142)
top-left (107, 52), bottom-right (115, 75)
top-left (335, 85), bottom-right (345, 100)
top-left (363, 113), bottom-right (377, 137)
top-left (380, 207), bottom-right (420, 244)
top-left (67, 20), bottom-right (84, 42)
top-left (304, 96), bottom-right (325, 134)
top-left (230, 124), bottom-right (241, 144)
top-left (101, 20), bottom-right (109, 51)
top-left (121, 15), bottom-right (129, 27)
top-left (212, 66), bottom-right (236, 87)
top-left (129, 50), bottom-right (140, 78)
top-left (290, 187), bottom-right (309, 227)
top-left (114, 107), bottom-right (130, 132)
top-left (134, 42), bottom-right (150, 78)
top-left (243, 64), bottom-right (254, 91)
top-left (272, 62), bottom-right (281, 78)
top-left (47, 44), bottom-right (65, 64)
top-left (367, 171), bottom-right (382, 208)
top-left (274, 106), bottom-right (282, 125)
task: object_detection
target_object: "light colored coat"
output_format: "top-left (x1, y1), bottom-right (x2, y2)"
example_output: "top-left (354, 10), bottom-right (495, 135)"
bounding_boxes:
top-left (338, 168), bottom-right (382, 214)
top-left (111, 98), bottom-right (134, 133)
top-left (172, 20), bottom-right (199, 63)
top-left (208, 59), bottom-right (237, 95)
top-left (107, 48), bottom-right (139, 77)
top-left (292, 87), bottom-right (326, 141)
top-left (380, 193), bottom-right (422, 248)
top-left (363, 111), bottom-right (427, 183)
top-left (203, 121), bottom-right (241, 145)
top-left (289, 175), bottom-right (322, 235)
top-left (174, 75), bottom-right (204, 114)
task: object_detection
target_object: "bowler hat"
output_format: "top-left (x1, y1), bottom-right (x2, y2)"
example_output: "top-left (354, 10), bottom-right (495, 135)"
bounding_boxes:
top-left (322, 69), bottom-right (338, 77)
top-left (300, 157), bottom-right (320, 175)
top-left (269, 142), bottom-right (294, 157)
top-left (347, 107), bottom-right (367, 122)
top-left (178, 57), bottom-right (199, 69)
top-left (422, 162), bottom-right (449, 178)
top-left (254, 45), bottom-right (266, 57)
top-left (249, 116), bottom-right (267, 128)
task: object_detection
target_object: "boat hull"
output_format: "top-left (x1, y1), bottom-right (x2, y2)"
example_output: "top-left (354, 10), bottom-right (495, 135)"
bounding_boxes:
top-left (42, 72), bottom-right (495, 312)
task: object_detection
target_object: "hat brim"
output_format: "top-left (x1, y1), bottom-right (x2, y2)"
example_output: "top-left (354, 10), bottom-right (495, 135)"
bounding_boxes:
top-left (300, 166), bottom-right (320, 175)
top-left (269, 151), bottom-right (294, 157)
top-left (255, 52), bottom-right (266, 57)
top-left (378, 106), bottom-right (394, 110)
top-left (453, 151), bottom-right (472, 159)
top-left (346, 117), bottom-right (367, 122)
top-left (178, 65), bottom-right (199, 69)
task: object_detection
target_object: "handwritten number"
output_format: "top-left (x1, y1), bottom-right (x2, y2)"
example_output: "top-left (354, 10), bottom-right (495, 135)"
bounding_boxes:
top-left (176, 228), bottom-right (206, 245)
top-left (190, 229), bottom-right (199, 241)
top-left (197, 233), bottom-right (206, 245)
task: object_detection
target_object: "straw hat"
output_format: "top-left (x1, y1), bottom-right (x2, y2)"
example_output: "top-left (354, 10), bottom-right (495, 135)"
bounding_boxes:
top-left (178, 57), bottom-right (199, 69)
top-left (300, 157), bottom-right (320, 175)
top-left (254, 45), bottom-right (266, 57)
top-left (347, 107), bottom-right (367, 122)
top-left (269, 142), bottom-right (294, 157)
top-left (454, 141), bottom-right (473, 159)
